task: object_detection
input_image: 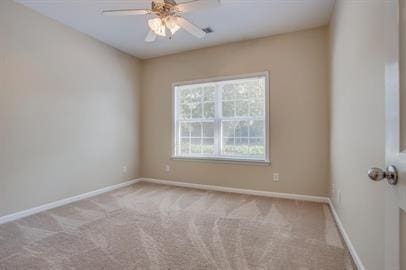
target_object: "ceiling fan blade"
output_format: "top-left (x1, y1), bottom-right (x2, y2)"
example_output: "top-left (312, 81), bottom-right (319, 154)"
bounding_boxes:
top-left (176, 0), bottom-right (221, 13)
top-left (145, 30), bottom-right (157, 42)
top-left (102, 9), bottom-right (151, 16)
top-left (176, 17), bottom-right (206, 38)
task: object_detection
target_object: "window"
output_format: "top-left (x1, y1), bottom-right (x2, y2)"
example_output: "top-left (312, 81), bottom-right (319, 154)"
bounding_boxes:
top-left (172, 72), bottom-right (269, 163)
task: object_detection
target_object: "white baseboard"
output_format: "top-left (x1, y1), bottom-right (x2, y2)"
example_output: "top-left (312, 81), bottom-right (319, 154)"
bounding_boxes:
top-left (140, 178), bottom-right (329, 203)
top-left (328, 199), bottom-right (365, 270)
top-left (0, 179), bottom-right (140, 225)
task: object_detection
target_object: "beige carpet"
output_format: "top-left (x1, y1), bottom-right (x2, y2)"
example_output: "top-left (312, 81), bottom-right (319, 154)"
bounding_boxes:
top-left (0, 182), bottom-right (355, 270)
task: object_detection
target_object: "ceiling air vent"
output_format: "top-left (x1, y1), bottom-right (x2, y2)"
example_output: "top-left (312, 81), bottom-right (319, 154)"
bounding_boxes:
top-left (202, 27), bottom-right (214, 34)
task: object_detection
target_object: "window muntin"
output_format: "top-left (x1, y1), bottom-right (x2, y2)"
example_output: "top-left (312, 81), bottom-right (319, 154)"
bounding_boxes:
top-left (173, 73), bottom-right (269, 162)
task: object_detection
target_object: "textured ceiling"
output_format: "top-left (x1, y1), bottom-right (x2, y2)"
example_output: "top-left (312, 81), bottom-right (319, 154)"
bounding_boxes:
top-left (16, 0), bottom-right (336, 59)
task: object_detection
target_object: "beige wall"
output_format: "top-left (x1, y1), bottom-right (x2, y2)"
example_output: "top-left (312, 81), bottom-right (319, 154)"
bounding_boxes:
top-left (329, 0), bottom-right (386, 269)
top-left (0, 0), bottom-right (141, 216)
top-left (141, 27), bottom-right (330, 197)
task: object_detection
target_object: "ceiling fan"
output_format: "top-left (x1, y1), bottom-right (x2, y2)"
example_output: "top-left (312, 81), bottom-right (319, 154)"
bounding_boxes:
top-left (102, 0), bottom-right (220, 42)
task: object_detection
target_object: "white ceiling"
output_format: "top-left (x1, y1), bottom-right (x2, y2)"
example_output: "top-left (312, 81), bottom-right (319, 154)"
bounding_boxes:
top-left (16, 0), bottom-right (336, 59)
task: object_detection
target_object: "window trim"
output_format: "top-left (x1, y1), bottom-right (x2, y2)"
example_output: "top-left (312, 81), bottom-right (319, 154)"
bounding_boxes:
top-left (171, 71), bottom-right (270, 165)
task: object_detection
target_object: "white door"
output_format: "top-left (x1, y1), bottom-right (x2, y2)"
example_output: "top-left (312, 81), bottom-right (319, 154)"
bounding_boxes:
top-left (377, 0), bottom-right (406, 269)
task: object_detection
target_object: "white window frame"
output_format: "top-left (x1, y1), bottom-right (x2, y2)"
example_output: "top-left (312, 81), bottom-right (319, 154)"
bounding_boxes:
top-left (171, 71), bottom-right (270, 165)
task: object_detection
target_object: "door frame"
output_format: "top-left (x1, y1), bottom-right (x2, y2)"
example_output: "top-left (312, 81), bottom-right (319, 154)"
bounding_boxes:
top-left (384, 0), bottom-right (403, 269)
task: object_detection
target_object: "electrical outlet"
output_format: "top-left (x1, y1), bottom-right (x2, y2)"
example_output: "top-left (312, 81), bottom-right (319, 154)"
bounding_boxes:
top-left (122, 166), bottom-right (127, 173)
top-left (273, 173), bottom-right (279, 182)
top-left (165, 165), bottom-right (170, 172)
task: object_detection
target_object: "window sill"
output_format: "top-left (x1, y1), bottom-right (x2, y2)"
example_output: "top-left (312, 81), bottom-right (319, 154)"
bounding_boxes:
top-left (170, 156), bottom-right (271, 166)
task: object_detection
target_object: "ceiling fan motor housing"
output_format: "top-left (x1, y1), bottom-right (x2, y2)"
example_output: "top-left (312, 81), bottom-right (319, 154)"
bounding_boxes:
top-left (152, 0), bottom-right (178, 18)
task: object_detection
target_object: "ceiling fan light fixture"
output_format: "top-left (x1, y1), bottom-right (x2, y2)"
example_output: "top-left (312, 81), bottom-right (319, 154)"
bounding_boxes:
top-left (103, 0), bottom-right (221, 42)
top-left (148, 18), bottom-right (166, 37)
top-left (165, 16), bottom-right (180, 35)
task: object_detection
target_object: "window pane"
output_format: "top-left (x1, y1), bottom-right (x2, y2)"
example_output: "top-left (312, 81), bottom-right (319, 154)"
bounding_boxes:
top-left (180, 138), bottom-right (190, 155)
top-left (236, 137), bottom-right (248, 145)
top-left (222, 136), bottom-right (235, 155)
top-left (190, 88), bottom-right (202, 103)
top-left (180, 89), bottom-right (193, 103)
top-left (202, 138), bottom-right (214, 154)
top-left (236, 100), bottom-right (249, 117)
top-left (203, 86), bottom-right (215, 101)
top-left (180, 103), bottom-right (192, 120)
top-left (202, 138), bottom-right (214, 145)
top-left (249, 137), bottom-right (264, 145)
top-left (223, 141), bottom-right (250, 156)
top-left (235, 121), bottom-right (249, 137)
top-left (221, 78), bottom-right (265, 119)
top-left (222, 121), bottom-right (235, 137)
top-left (250, 120), bottom-right (264, 137)
top-left (191, 138), bottom-right (201, 154)
top-left (236, 84), bottom-right (250, 99)
top-left (191, 103), bottom-right (202, 119)
top-left (249, 99), bottom-right (263, 117)
top-left (190, 123), bottom-right (201, 137)
top-left (202, 122), bottom-right (214, 137)
top-left (222, 101), bottom-right (235, 117)
top-left (221, 120), bottom-right (264, 157)
top-left (222, 120), bottom-right (244, 156)
top-left (180, 122), bottom-right (190, 137)
top-left (251, 82), bottom-right (265, 99)
top-left (203, 102), bottom-right (215, 119)
top-left (249, 138), bottom-right (265, 156)
top-left (180, 87), bottom-right (205, 120)
top-left (222, 84), bottom-right (235, 100)
top-left (179, 121), bottom-right (215, 156)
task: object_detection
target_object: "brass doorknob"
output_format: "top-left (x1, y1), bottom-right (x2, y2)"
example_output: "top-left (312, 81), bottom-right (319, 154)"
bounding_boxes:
top-left (368, 165), bottom-right (398, 185)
